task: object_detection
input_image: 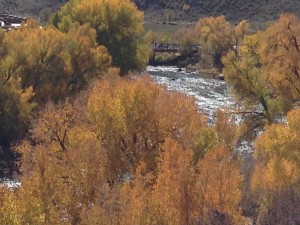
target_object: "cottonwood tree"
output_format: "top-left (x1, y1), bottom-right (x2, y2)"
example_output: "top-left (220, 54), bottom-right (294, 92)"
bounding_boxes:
top-left (0, 28), bottom-right (35, 148)
top-left (195, 16), bottom-right (250, 70)
top-left (259, 13), bottom-right (300, 105)
top-left (195, 16), bottom-right (234, 69)
top-left (223, 13), bottom-right (300, 135)
top-left (152, 138), bottom-right (197, 225)
top-left (52, 0), bottom-right (152, 74)
top-left (251, 109), bottom-right (300, 225)
top-left (119, 162), bottom-right (155, 225)
top-left (196, 144), bottom-right (245, 225)
top-left (2, 23), bottom-right (111, 103)
top-left (10, 101), bottom-right (108, 224)
top-left (87, 76), bottom-right (205, 181)
top-left (222, 33), bottom-right (279, 133)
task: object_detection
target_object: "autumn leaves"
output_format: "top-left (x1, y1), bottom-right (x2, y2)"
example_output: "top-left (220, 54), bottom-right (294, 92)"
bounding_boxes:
top-left (0, 24), bottom-right (111, 147)
top-left (221, 13), bottom-right (300, 224)
top-left (0, 76), bottom-right (246, 224)
top-left (0, 0), bottom-right (299, 224)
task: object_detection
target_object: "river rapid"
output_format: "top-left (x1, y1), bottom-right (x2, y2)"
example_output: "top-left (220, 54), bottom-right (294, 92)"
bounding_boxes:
top-left (147, 66), bottom-right (234, 123)
top-left (147, 66), bottom-right (253, 154)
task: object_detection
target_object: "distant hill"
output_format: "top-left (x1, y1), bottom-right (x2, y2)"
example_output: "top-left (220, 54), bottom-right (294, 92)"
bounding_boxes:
top-left (0, 0), bottom-right (67, 17)
top-left (134, 0), bottom-right (300, 23)
top-left (1, 0), bottom-right (300, 24)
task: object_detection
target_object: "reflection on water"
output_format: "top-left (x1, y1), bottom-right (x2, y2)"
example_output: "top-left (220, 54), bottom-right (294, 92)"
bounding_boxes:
top-left (147, 66), bottom-right (234, 123)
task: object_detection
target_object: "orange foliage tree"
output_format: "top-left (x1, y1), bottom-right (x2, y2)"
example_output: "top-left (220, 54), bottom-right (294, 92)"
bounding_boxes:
top-left (251, 109), bottom-right (300, 224)
top-left (259, 13), bottom-right (300, 105)
top-left (196, 145), bottom-right (245, 225)
top-left (87, 76), bottom-right (206, 180)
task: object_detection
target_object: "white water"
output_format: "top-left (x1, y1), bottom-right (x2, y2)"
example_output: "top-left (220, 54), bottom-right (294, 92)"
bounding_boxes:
top-left (147, 66), bottom-right (234, 123)
top-left (147, 66), bottom-right (253, 154)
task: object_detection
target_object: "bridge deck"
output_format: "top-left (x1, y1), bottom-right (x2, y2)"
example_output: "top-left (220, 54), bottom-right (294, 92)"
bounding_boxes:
top-left (151, 42), bottom-right (200, 53)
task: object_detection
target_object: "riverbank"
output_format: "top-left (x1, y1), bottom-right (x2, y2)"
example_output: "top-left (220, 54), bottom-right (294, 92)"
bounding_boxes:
top-left (149, 50), bottom-right (223, 79)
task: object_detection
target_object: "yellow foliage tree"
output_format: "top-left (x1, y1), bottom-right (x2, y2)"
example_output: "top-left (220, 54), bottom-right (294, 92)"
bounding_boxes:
top-left (251, 109), bottom-right (300, 224)
top-left (119, 162), bottom-right (155, 225)
top-left (259, 13), bottom-right (300, 104)
top-left (52, 0), bottom-right (152, 74)
top-left (10, 101), bottom-right (108, 224)
top-left (195, 16), bottom-right (234, 69)
top-left (0, 28), bottom-right (36, 147)
top-left (87, 76), bottom-right (205, 180)
top-left (2, 24), bottom-right (111, 103)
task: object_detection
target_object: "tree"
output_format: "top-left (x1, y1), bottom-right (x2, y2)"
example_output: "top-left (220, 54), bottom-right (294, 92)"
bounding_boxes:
top-left (222, 33), bottom-right (287, 136)
top-left (39, 7), bottom-right (54, 24)
top-left (13, 101), bottom-right (108, 224)
top-left (87, 76), bottom-right (205, 180)
top-left (222, 13), bottom-right (300, 135)
top-left (174, 27), bottom-right (199, 47)
top-left (52, 0), bottom-right (152, 74)
top-left (0, 29), bottom-right (36, 148)
top-left (195, 16), bottom-right (234, 69)
top-left (152, 138), bottom-right (197, 225)
top-left (2, 24), bottom-right (111, 103)
top-left (234, 20), bottom-right (250, 55)
top-left (119, 162), bottom-right (155, 225)
top-left (259, 13), bottom-right (300, 105)
top-left (164, 10), bottom-right (175, 24)
top-left (251, 109), bottom-right (300, 225)
top-left (196, 145), bottom-right (245, 225)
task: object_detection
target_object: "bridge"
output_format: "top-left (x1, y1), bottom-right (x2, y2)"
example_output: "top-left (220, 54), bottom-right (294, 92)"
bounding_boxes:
top-left (149, 42), bottom-right (200, 66)
top-left (151, 42), bottom-right (200, 53)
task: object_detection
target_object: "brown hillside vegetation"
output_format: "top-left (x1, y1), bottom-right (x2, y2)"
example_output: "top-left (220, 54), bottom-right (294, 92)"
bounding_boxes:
top-left (0, 0), bottom-right (66, 16)
top-left (2, 0), bottom-right (300, 23)
top-left (134, 0), bottom-right (300, 23)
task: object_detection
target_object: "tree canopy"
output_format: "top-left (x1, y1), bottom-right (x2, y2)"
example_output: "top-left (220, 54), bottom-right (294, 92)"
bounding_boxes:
top-left (52, 0), bottom-right (152, 74)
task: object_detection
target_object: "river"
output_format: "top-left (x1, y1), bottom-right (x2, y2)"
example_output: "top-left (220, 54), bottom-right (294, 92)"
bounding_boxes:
top-left (147, 66), bottom-right (234, 123)
top-left (147, 66), bottom-right (252, 154)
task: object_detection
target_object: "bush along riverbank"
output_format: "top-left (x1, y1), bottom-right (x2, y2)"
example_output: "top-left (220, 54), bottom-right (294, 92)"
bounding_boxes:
top-left (149, 50), bottom-right (223, 79)
top-left (149, 48), bottom-right (199, 67)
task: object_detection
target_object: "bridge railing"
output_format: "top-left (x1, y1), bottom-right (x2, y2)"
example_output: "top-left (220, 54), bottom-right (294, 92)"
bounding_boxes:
top-left (151, 42), bottom-right (200, 53)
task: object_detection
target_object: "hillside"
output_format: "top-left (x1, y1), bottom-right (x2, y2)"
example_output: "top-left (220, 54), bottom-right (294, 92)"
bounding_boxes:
top-left (0, 0), bottom-right (66, 16)
top-left (1, 0), bottom-right (300, 24)
top-left (134, 0), bottom-right (300, 23)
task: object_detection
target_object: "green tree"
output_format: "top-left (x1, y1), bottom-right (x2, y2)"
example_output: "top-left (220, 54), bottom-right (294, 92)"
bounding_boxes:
top-left (39, 7), bottom-right (54, 24)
